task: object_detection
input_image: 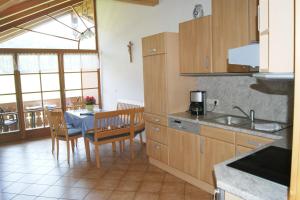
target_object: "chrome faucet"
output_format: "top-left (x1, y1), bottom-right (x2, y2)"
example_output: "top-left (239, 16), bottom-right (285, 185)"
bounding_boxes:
top-left (233, 106), bottom-right (255, 122)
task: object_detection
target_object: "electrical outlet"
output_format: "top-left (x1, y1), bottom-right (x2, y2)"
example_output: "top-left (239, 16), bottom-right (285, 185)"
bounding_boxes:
top-left (207, 99), bottom-right (219, 106)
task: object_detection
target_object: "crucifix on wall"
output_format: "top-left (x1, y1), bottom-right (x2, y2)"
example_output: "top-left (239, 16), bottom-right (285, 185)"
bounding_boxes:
top-left (127, 41), bottom-right (133, 63)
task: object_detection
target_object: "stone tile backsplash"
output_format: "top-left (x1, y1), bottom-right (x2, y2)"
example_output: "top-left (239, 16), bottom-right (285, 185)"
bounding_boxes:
top-left (197, 76), bottom-right (294, 123)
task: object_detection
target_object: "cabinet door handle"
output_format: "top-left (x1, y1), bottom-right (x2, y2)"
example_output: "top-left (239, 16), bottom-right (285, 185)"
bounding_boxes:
top-left (154, 118), bottom-right (160, 122)
top-left (204, 56), bottom-right (209, 68)
top-left (149, 48), bottom-right (157, 53)
top-left (200, 138), bottom-right (205, 154)
top-left (155, 145), bottom-right (160, 149)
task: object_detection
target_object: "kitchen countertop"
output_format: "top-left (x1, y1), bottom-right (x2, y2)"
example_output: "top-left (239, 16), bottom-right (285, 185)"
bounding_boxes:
top-left (168, 111), bottom-right (292, 200)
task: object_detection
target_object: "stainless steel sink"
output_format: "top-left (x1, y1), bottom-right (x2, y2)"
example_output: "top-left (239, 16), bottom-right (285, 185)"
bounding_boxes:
top-left (210, 115), bottom-right (250, 126)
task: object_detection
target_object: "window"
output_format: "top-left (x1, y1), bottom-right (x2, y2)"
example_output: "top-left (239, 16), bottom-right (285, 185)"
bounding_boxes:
top-left (18, 54), bottom-right (61, 129)
top-left (0, 55), bottom-right (19, 134)
top-left (64, 54), bottom-right (100, 108)
top-left (0, 0), bottom-right (96, 50)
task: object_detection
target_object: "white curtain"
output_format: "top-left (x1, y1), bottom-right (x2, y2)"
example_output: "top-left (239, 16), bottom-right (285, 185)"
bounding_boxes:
top-left (64, 53), bottom-right (99, 72)
top-left (0, 54), bottom-right (14, 74)
top-left (18, 54), bottom-right (58, 73)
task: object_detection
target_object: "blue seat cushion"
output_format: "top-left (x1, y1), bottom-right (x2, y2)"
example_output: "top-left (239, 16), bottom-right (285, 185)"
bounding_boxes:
top-left (85, 132), bottom-right (130, 142)
top-left (68, 128), bottom-right (82, 137)
top-left (66, 123), bottom-right (73, 129)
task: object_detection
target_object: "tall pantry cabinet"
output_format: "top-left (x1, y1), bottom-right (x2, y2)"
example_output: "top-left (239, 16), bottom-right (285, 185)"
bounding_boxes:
top-left (142, 32), bottom-right (196, 164)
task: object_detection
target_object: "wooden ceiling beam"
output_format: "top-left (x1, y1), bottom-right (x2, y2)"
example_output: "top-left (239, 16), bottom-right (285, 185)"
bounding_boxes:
top-left (0, 0), bottom-right (53, 18)
top-left (116, 0), bottom-right (159, 6)
top-left (0, 0), bottom-right (27, 13)
top-left (0, 0), bottom-right (83, 32)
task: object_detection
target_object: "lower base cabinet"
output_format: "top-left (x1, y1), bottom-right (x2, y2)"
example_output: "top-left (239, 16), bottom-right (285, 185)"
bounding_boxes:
top-left (168, 128), bottom-right (201, 179)
top-left (147, 139), bottom-right (168, 164)
top-left (200, 136), bottom-right (235, 185)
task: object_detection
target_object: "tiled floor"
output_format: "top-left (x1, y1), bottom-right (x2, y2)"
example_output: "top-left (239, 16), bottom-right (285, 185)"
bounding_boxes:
top-left (0, 138), bottom-right (212, 200)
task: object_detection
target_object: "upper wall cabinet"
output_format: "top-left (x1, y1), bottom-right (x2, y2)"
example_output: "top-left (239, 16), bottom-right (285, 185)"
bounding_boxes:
top-left (179, 16), bottom-right (212, 74)
top-left (259, 0), bottom-right (294, 73)
top-left (212, 0), bottom-right (258, 73)
top-left (179, 0), bottom-right (258, 74)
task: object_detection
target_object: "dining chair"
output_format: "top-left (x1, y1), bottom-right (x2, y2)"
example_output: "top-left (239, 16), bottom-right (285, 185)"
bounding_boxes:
top-left (44, 108), bottom-right (56, 154)
top-left (50, 111), bottom-right (82, 164)
top-left (84, 109), bottom-right (135, 168)
top-left (116, 101), bottom-right (144, 151)
top-left (0, 108), bottom-right (18, 133)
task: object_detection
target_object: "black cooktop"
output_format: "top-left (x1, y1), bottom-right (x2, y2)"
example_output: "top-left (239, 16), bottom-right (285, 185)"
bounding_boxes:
top-left (227, 146), bottom-right (291, 186)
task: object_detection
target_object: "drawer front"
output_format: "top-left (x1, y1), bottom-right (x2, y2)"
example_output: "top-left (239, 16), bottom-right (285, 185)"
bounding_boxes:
top-left (236, 145), bottom-right (253, 157)
top-left (200, 125), bottom-right (235, 144)
top-left (147, 139), bottom-right (168, 164)
top-left (142, 33), bottom-right (166, 56)
top-left (236, 133), bottom-right (274, 149)
top-left (168, 118), bottom-right (200, 134)
top-left (145, 121), bottom-right (168, 145)
top-left (144, 113), bottom-right (167, 126)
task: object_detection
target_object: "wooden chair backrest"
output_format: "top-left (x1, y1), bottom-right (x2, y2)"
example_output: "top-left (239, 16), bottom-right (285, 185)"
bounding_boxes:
top-left (117, 101), bottom-right (141, 110)
top-left (132, 107), bottom-right (145, 132)
top-left (50, 111), bottom-right (68, 139)
top-left (93, 109), bottom-right (134, 141)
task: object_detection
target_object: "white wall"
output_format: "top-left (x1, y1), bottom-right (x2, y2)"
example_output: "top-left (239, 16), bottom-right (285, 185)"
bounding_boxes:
top-left (97, 0), bottom-right (211, 110)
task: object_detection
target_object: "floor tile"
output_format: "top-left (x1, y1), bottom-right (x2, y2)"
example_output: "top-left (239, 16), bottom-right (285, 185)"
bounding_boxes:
top-left (11, 194), bottom-right (36, 200)
top-left (73, 178), bottom-right (97, 189)
top-left (95, 179), bottom-right (120, 190)
top-left (158, 193), bottom-right (184, 200)
top-left (143, 172), bottom-right (165, 182)
top-left (60, 187), bottom-right (90, 200)
top-left (18, 174), bottom-right (43, 184)
top-left (84, 189), bottom-right (113, 200)
top-left (36, 175), bottom-right (61, 185)
top-left (0, 138), bottom-right (212, 200)
top-left (108, 191), bottom-right (135, 200)
top-left (2, 182), bottom-right (30, 194)
top-left (54, 176), bottom-right (79, 187)
top-left (161, 182), bottom-right (185, 194)
top-left (0, 192), bottom-right (16, 200)
top-left (21, 184), bottom-right (49, 196)
top-left (115, 180), bottom-right (141, 192)
top-left (138, 182), bottom-right (162, 193)
top-left (40, 186), bottom-right (66, 198)
top-left (134, 192), bottom-right (159, 200)
top-left (35, 197), bottom-right (58, 200)
top-left (1, 173), bottom-right (25, 182)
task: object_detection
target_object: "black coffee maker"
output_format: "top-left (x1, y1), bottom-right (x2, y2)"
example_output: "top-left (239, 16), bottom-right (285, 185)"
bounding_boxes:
top-left (189, 91), bottom-right (207, 115)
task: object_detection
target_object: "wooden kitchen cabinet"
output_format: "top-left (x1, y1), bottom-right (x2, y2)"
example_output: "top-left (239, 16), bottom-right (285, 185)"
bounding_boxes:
top-left (259, 0), bottom-right (294, 73)
top-left (142, 32), bottom-right (197, 117)
top-left (168, 128), bottom-right (184, 171)
top-left (143, 54), bottom-right (167, 116)
top-left (236, 145), bottom-right (253, 157)
top-left (168, 128), bottom-right (201, 179)
top-left (145, 121), bottom-right (168, 145)
top-left (147, 139), bottom-right (168, 164)
top-left (236, 133), bottom-right (273, 149)
top-left (200, 136), bottom-right (235, 185)
top-left (179, 0), bottom-right (258, 74)
top-left (199, 125), bottom-right (236, 185)
top-left (212, 0), bottom-right (254, 73)
top-left (179, 16), bottom-right (212, 73)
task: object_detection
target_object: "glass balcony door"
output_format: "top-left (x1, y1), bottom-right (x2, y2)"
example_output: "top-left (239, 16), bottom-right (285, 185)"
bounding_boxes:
top-left (0, 55), bottom-right (19, 135)
top-left (18, 54), bottom-right (61, 130)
